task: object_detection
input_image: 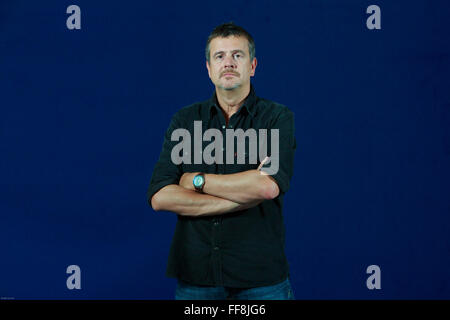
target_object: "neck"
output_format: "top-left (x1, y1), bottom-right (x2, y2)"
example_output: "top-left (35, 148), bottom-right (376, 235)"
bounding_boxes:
top-left (215, 83), bottom-right (250, 124)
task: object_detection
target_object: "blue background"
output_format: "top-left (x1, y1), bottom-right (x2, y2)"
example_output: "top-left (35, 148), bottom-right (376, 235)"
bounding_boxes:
top-left (1, 0), bottom-right (449, 299)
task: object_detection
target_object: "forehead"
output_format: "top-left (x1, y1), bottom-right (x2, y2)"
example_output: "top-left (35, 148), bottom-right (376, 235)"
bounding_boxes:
top-left (209, 36), bottom-right (249, 54)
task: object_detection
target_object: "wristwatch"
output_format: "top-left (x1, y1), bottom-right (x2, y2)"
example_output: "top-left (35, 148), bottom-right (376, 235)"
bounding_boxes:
top-left (193, 173), bottom-right (205, 192)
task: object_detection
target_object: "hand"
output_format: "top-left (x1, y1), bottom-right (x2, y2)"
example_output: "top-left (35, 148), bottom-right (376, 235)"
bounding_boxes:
top-left (257, 156), bottom-right (270, 175)
top-left (179, 172), bottom-right (198, 191)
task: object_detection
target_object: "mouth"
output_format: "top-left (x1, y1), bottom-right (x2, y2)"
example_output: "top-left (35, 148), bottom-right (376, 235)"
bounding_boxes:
top-left (221, 72), bottom-right (239, 78)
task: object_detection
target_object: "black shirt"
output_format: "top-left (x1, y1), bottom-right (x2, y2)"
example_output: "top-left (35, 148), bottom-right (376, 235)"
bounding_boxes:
top-left (146, 85), bottom-right (296, 288)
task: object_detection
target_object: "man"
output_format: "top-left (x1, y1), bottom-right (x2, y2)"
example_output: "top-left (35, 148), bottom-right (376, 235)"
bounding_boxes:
top-left (146, 22), bottom-right (296, 300)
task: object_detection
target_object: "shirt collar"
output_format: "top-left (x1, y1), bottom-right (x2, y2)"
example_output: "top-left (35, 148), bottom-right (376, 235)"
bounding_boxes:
top-left (208, 84), bottom-right (257, 118)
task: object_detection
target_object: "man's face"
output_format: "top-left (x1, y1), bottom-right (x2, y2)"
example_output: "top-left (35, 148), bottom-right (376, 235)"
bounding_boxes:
top-left (206, 36), bottom-right (257, 91)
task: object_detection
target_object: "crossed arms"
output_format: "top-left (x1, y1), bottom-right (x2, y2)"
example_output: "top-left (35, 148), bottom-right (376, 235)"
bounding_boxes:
top-left (150, 161), bottom-right (279, 217)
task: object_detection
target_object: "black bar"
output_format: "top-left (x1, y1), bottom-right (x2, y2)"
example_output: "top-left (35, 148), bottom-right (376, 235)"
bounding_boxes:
top-left (1, 300), bottom-right (449, 318)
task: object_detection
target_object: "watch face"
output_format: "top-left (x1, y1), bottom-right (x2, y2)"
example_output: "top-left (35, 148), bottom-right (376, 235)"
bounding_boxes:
top-left (193, 175), bottom-right (204, 187)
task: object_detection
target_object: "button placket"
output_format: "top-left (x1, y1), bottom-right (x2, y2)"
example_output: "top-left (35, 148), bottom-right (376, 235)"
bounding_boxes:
top-left (211, 217), bottom-right (222, 285)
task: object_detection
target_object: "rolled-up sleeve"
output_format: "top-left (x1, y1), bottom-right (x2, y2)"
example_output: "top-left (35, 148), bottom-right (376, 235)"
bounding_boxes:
top-left (261, 107), bottom-right (296, 194)
top-left (146, 114), bottom-right (184, 206)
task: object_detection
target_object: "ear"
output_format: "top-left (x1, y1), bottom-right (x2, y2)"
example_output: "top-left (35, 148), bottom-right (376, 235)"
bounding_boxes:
top-left (206, 60), bottom-right (212, 79)
top-left (250, 57), bottom-right (257, 77)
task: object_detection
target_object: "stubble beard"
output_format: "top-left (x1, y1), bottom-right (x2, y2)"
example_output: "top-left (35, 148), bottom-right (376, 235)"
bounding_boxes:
top-left (217, 80), bottom-right (242, 91)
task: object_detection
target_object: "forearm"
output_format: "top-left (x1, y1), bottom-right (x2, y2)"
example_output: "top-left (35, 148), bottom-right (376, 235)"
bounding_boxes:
top-left (151, 184), bottom-right (261, 217)
top-left (202, 170), bottom-right (279, 204)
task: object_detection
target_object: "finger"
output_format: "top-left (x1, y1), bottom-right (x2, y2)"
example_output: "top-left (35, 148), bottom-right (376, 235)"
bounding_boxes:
top-left (257, 156), bottom-right (270, 170)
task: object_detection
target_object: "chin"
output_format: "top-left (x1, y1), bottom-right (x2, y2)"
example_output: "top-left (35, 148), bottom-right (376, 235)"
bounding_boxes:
top-left (218, 83), bottom-right (241, 91)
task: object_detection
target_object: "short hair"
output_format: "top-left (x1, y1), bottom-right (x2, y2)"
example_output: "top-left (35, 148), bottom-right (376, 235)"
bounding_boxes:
top-left (205, 22), bottom-right (255, 63)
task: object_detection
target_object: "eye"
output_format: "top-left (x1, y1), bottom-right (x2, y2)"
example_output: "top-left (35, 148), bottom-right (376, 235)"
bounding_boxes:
top-left (233, 53), bottom-right (242, 59)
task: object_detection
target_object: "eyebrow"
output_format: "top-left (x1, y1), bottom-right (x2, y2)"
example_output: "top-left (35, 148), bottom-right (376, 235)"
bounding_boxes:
top-left (213, 49), bottom-right (246, 57)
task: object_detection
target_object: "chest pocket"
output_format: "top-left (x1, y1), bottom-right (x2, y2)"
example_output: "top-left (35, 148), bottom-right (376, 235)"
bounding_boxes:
top-left (223, 137), bottom-right (259, 174)
top-left (181, 140), bottom-right (213, 174)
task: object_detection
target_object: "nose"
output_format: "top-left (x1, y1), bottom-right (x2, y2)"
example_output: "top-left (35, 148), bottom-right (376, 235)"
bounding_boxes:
top-left (223, 54), bottom-right (237, 68)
